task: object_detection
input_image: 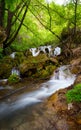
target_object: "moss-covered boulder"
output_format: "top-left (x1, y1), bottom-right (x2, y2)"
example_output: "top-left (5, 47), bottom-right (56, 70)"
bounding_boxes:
top-left (19, 54), bottom-right (57, 78)
top-left (13, 52), bottom-right (26, 66)
top-left (0, 56), bottom-right (14, 79)
top-left (0, 51), bottom-right (58, 79)
top-left (8, 73), bottom-right (20, 84)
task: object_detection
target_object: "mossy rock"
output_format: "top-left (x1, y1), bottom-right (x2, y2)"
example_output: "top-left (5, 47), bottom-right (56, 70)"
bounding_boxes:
top-left (20, 54), bottom-right (57, 78)
top-left (0, 56), bottom-right (17, 78)
top-left (14, 52), bottom-right (26, 65)
top-left (0, 63), bottom-right (12, 79)
top-left (19, 54), bottom-right (48, 75)
top-left (0, 57), bottom-right (14, 78)
top-left (8, 74), bottom-right (20, 84)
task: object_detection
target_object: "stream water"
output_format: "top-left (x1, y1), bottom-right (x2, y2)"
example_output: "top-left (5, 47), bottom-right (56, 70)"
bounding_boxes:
top-left (0, 65), bottom-right (76, 130)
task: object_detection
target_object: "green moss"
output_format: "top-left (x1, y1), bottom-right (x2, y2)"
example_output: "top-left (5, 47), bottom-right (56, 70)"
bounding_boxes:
top-left (14, 52), bottom-right (26, 65)
top-left (66, 83), bottom-right (81, 103)
top-left (45, 65), bottom-right (56, 74)
top-left (8, 74), bottom-right (20, 84)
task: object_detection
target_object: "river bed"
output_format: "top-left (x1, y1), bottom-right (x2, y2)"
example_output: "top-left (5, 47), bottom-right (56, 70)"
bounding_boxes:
top-left (0, 65), bottom-right (76, 130)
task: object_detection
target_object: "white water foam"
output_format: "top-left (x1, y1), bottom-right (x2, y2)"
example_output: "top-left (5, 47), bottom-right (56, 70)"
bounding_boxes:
top-left (11, 65), bottom-right (76, 110)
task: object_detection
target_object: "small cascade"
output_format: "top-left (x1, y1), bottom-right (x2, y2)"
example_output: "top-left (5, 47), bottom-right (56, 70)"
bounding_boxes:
top-left (46, 45), bottom-right (52, 53)
top-left (54, 47), bottom-right (61, 56)
top-left (10, 52), bottom-right (16, 59)
top-left (11, 67), bottom-right (20, 76)
top-left (29, 45), bottom-right (61, 57)
top-left (30, 48), bottom-right (40, 57)
top-left (52, 65), bottom-right (72, 80)
top-left (3, 66), bottom-right (76, 109)
top-left (39, 46), bottom-right (47, 53)
top-left (39, 45), bottom-right (52, 54)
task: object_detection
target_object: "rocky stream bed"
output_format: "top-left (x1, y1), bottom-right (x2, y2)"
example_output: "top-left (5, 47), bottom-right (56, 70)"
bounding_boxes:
top-left (0, 45), bottom-right (81, 130)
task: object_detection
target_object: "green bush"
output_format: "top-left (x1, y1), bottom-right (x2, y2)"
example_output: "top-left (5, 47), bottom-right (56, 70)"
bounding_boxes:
top-left (8, 74), bottom-right (20, 84)
top-left (66, 83), bottom-right (81, 103)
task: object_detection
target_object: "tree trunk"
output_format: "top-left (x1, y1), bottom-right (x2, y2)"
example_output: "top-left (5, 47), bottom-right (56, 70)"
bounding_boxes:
top-left (74, 0), bottom-right (78, 35)
top-left (0, 0), bottom-right (5, 27)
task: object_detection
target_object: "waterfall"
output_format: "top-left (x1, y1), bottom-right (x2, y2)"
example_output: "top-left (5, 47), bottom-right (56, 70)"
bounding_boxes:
top-left (30, 48), bottom-right (40, 57)
top-left (10, 52), bottom-right (16, 59)
top-left (39, 45), bottom-right (52, 54)
top-left (9, 66), bottom-right (76, 109)
top-left (39, 46), bottom-right (47, 53)
top-left (29, 46), bottom-right (61, 57)
top-left (54, 47), bottom-right (61, 56)
top-left (11, 67), bottom-right (20, 76)
top-left (52, 65), bottom-right (72, 80)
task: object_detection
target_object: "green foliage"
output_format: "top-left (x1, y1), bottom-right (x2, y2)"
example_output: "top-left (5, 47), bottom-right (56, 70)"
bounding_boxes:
top-left (66, 83), bottom-right (81, 103)
top-left (1, 0), bottom-right (81, 52)
top-left (8, 73), bottom-right (20, 84)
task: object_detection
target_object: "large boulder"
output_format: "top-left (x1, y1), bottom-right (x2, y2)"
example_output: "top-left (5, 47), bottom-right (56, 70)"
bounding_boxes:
top-left (19, 54), bottom-right (58, 78)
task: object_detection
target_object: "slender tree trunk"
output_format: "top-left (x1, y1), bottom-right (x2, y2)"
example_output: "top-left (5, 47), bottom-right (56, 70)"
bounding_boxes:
top-left (73, 0), bottom-right (78, 35)
top-left (0, 0), bottom-right (5, 27)
top-left (2, 0), bottom-right (31, 55)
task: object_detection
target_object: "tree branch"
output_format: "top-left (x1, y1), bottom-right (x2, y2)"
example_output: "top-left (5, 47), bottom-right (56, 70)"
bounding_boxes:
top-left (29, 8), bottom-right (62, 41)
top-left (4, 0), bottom-right (31, 48)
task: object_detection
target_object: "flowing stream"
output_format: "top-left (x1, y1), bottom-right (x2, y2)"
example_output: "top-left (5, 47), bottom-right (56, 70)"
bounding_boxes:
top-left (0, 65), bottom-right (76, 130)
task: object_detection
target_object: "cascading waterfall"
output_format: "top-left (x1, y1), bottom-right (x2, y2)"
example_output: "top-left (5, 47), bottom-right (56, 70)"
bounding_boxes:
top-left (0, 68), bottom-right (20, 90)
top-left (11, 67), bottom-right (20, 76)
top-left (0, 65), bottom-right (76, 114)
top-left (30, 48), bottom-right (40, 57)
top-left (10, 52), bottom-right (16, 59)
top-left (9, 46), bottom-right (61, 58)
top-left (54, 46), bottom-right (61, 56)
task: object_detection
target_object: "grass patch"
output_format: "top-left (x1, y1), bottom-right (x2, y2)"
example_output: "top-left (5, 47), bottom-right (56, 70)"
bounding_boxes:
top-left (8, 74), bottom-right (20, 84)
top-left (66, 83), bottom-right (81, 103)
